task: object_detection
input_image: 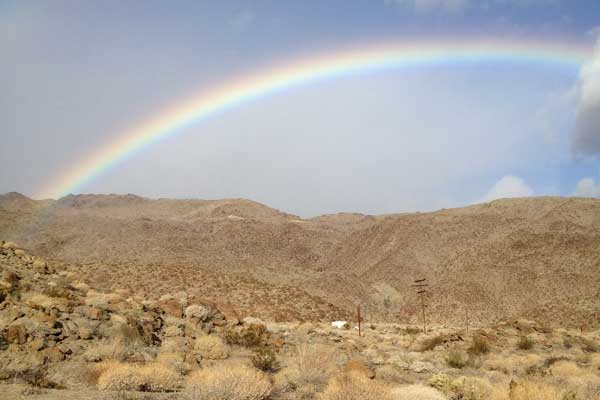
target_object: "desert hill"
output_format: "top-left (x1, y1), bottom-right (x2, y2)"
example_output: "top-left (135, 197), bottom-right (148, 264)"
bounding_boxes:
top-left (1, 192), bottom-right (599, 326)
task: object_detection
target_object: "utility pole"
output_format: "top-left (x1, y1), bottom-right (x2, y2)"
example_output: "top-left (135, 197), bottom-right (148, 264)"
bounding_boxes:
top-left (465, 308), bottom-right (470, 333)
top-left (411, 278), bottom-right (429, 334)
top-left (357, 305), bottom-right (362, 337)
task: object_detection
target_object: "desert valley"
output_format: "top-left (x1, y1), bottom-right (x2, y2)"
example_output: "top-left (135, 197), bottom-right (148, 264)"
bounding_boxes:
top-left (1, 192), bottom-right (600, 399)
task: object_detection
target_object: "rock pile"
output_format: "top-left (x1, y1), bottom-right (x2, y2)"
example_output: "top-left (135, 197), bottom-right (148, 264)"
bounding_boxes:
top-left (0, 240), bottom-right (240, 378)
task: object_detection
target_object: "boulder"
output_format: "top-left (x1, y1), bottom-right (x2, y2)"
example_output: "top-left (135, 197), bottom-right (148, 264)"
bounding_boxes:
top-left (86, 307), bottom-right (104, 320)
top-left (158, 299), bottom-right (183, 318)
top-left (409, 361), bottom-right (435, 373)
top-left (14, 249), bottom-right (26, 258)
top-left (6, 324), bottom-right (27, 344)
top-left (185, 304), bottom-right (210, 321)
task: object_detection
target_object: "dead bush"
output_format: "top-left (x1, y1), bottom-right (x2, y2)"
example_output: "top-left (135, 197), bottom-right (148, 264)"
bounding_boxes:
top-left (282, 344), bottom-right (339, 392)
top-left (420, 335), bottom-right (446, 352)
top-left (446, 349), bottom-right (467, 369)
top-left (318, 372), bottom-right (393, 400)
top-left (468, 336), bottom-right (491, 356)
top-left (185, 364), bottom-right (272, 400)
top-left (251, 347), bottom-right (280, 372)
top-left (222, 323), bottom-right (268, 348)
top-left (194, 335), bottom-right (230, 360)
top-left (508, 380), bottom-right (562, 400)
top-left (517, 336), bottom-right (534, 350)
top-left (97, 362), bottom-right (181, 392)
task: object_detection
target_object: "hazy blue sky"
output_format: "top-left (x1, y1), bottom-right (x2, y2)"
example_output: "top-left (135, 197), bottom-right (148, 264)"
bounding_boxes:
top-left (1, 0), bottom-right (600, 216)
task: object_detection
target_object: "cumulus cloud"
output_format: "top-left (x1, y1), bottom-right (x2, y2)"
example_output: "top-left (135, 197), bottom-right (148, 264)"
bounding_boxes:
top-left (572, 177), bottom-right (600, 197)
top-left (572, 41), bottom-right (600, 156)
top-left (481, 175), bottom-right (534, 202)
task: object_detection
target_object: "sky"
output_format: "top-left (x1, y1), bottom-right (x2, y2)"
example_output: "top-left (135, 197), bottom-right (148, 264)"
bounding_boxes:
top-left (1, 0), bottom-right (600, 216)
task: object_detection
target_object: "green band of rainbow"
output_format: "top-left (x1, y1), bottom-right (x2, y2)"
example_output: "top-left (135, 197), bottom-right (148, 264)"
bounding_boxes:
top-left (37, 38), bottom-right (594, 199)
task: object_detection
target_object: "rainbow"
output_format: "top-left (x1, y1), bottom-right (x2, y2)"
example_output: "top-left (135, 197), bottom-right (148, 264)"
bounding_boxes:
top-left (37, 38), bottom-right (594, 199)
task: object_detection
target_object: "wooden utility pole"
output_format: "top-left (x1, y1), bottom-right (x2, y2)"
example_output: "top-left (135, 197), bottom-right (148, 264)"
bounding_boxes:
top-left (411, 278), bottom-right (429, 334)
top-left (357, 305), bottom-right (362, 337)
top-left (465, 308), bottom-right (470, 333)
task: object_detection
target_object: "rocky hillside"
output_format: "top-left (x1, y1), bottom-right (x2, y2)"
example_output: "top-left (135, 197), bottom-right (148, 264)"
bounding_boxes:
top-left (1, 193), bottom-right (600, 327)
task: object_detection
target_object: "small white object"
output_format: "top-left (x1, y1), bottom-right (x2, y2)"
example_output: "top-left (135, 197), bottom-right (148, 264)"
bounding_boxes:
top-left (331, 321), bottom-right (349, 329)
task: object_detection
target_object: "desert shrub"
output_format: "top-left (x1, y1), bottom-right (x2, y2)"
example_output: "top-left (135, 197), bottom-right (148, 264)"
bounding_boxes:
top-left (84, 340), bottom-right (129, 362)
top-left (404, 326), bottom-right (422, 335)
top-left (97, 363), bottom-right (143, 391)
top-left (468, 336), bottom-right (490, 355)
top-left (318, 372), bottom-right (393, 400)
top-left (429, 373), bottom-right (498, 400)
top-left (581, 338), bottom-right (600, 353)
top-left (251, 347), bottom-right (280, 372)
top-left (194, 335), bottom-right (230, 360)
top-left (420, 335), bottom-right (446, 352)
top-left (222, 324), bottom-right (268, 348)
top-left (391, 384), bottom-right (446, 400)
top-left (450, 376), bottom-right (495, 400)
top-left (375, 365), bottom-right (407, 384)
top-left (17, 366), bottom-right (62, 389)
top-left (517, 336), bottom-right (534, 350)
top-left (508, 380), bottom-right (562, 400)
top-left (446, 349), bottom-right (467, 369)
top-left (185, 364), bottom-right (271, 400)
top-left (283, 344), bottom-right (338, 391)
top-left (563, 337), bottom-right (575, 349)
top-left (97, 362), bottom-right (181, 392)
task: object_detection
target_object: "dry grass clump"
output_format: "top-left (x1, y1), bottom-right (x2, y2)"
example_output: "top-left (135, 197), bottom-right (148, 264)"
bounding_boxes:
top-left (391, 384), bottom-right (446, 400)
top-left (251, 347), bottom-right (280, 372)
top-left (420, 335), bottom-right (446, 352)
top-left (185, 364), bottom-right (272, 400)
top-left (468, 336), bottom-right (491, 356)
top-left (429, 373), bottom-right (501, 400)
top-left (96, 362), bottom-right (181, 392)
top-left (194, 335), bottom-right (230, 360)
top-left (282, 343), bottom-right (339, 392)
top-left (581, 338), bottom-right (600, 353)
top-left (222, 323), bottom-right (269, 348)
top-left (318, 372), bottom-right (393, 400)
top-left (483, 354), bottom-right (542, 375)
top-left (517, 336), bottom-right (534, 350)
top-left (446, 349), bottom-right (467, 369)
top-left (508, 380), bottom-right (562, 400)
top-left (549, 360), bottom-right (599, 388)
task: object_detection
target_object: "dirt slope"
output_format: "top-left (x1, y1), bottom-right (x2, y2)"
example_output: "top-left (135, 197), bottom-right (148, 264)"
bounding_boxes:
top-left (1, 193), bottom-right (599, 326)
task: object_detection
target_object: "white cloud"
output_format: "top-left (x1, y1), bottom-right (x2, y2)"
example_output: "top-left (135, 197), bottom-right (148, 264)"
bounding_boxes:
top-left (573, 177), bottom-right (600, 197)
top-left (588, 27), bottom-right (600, 39)
top-left (481, 175), bottom-right (534, 202)
top-left (572, 40), bottom-right (600, 156)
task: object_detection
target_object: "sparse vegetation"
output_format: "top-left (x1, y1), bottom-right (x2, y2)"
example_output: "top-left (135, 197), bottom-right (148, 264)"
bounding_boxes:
top-left (222, 323), bottom-right (269, 348)
top-left (420, 335), bottom-right (446, 352)
top-left (517, 336), bottom-right (535, 350)
top-left (468, 335), bottom-right (491, 355)
top-left (96, 362), bottom-right (181, 392)
top-left (446, 349), bottom-right (467, 369)
top-left (185, 364), bottom-right (272, 400)
top-left (251, 347), bottom-right (280, 372)
top-left (318, 372), bottom-right (394, 400)
top-left (194, 335), bottom-right (230, 360)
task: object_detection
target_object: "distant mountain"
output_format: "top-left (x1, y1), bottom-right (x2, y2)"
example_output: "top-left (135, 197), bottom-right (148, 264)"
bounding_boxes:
top-left (2, 192), bottom-right (599, 326)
